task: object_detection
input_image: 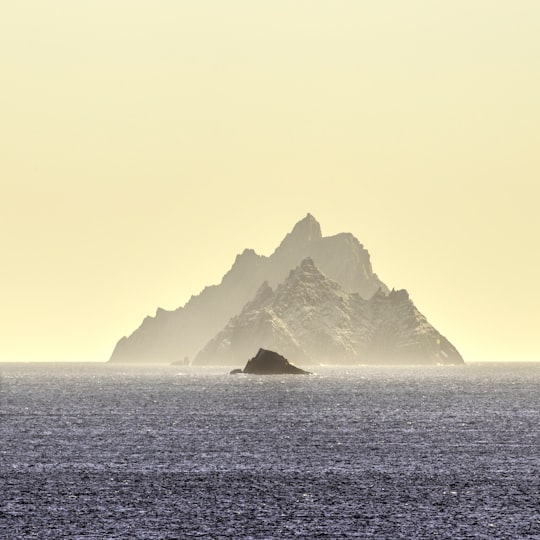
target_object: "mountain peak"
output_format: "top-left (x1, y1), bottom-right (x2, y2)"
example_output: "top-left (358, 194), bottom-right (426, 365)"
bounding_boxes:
top-left (276, 258), bottom-right (342, 306)
top-left (273, 214), bottom-right (322, 257)
top-left (291, 213), bottom-right (322, 242)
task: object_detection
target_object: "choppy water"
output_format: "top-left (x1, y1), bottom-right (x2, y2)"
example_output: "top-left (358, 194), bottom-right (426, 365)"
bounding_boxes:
top-left (1, 362), bottom-right (539, 539)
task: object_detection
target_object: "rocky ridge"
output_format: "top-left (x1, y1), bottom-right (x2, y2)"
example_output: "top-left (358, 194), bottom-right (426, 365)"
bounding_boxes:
top-left (195, 258), bottom-right (463, 366)
top-left (109, 214), bottom-right (387, 363)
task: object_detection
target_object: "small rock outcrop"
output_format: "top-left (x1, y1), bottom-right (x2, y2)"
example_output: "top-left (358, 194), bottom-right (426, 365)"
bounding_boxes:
top-left (232, 348), bottom-right (310, 375)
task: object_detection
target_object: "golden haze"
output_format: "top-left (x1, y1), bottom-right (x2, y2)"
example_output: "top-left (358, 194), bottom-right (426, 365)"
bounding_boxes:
top-left (1, 1), bottom-right (539, 362)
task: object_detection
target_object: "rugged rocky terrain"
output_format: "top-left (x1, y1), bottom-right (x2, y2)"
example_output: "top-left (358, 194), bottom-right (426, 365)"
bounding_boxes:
top-left (195, 258), bottom-right (463, 366)
top-left (109, 214), bottom-right (388, 364)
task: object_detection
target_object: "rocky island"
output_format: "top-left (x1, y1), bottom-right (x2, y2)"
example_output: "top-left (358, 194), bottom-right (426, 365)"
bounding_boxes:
top-left (230, 349), bottom-right (311, 375)
top-left (109, 214), bottom-right (464, 366)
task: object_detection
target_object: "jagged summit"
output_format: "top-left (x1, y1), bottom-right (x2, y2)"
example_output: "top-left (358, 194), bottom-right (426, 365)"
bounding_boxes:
top-left (108, 214), bottom-right (458, 365)
top-left (293, 213), bottom-right (322, 241)
top-left (221, 248), bottom-right (264, 285)
top-left (275, 257), bottom-right (342, 306)
top-left (274, 213), bottom-right (322, 254)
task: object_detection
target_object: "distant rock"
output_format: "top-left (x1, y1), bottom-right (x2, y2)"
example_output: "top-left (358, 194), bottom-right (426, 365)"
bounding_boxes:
top-left (236, 349), bottom-right (310, 375)
top-left (229, 368), bottom-right (243, 375)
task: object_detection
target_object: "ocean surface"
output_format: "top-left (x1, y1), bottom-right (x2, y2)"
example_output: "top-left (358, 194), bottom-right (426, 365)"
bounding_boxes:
top-left (1, 362), bottom-right (539, 539)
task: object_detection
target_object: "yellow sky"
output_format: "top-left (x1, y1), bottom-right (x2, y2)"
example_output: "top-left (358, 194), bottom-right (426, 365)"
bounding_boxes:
top-left (1, 1), bottom-right (539, 362)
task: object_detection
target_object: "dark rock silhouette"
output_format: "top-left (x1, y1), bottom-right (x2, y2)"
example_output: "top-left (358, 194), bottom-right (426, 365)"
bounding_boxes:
top-left (237, 349), bottom-right (310, 375)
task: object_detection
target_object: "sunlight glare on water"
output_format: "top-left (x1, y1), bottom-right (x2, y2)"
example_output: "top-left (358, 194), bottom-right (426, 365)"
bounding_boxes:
top-left (1, 362), bottom-right (539, 538)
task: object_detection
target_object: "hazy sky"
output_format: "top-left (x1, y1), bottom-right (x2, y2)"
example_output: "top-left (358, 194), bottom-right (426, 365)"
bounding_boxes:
top-left (1, 1), bottom-right (539, 362)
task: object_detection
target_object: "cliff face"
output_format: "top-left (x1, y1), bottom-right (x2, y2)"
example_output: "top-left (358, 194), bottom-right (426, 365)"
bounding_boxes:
top-left (109, 214), bottom-right (387, 363)
top-left (195, 259), bottom-right (463, 366)
top-left (366, 289), bottom-right (463, 364)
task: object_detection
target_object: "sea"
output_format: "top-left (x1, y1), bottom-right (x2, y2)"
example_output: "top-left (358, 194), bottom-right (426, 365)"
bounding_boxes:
top-left (1, 362), bottom-right (539, 539)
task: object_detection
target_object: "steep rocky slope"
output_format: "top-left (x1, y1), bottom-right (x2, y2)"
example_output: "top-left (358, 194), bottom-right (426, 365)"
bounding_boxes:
top-left (195, 259), bottom-right (463, 366)
top-left (109, 214), bottom-right (387, 363)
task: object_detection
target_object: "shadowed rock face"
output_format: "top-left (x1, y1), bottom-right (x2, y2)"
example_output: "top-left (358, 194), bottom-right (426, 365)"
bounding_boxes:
top-left (240, 349), bottom-right (310, 375)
